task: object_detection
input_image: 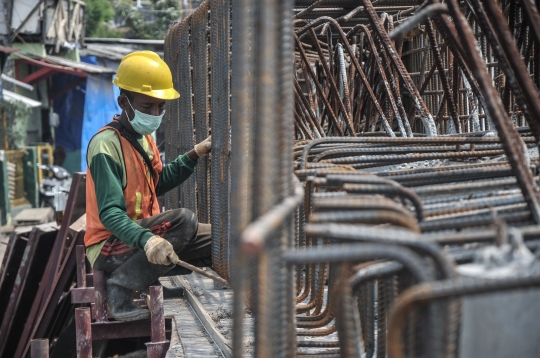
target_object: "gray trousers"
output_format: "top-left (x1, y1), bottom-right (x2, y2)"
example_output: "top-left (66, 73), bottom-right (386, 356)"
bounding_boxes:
top-left (93, 208), bottom-right (212, 291)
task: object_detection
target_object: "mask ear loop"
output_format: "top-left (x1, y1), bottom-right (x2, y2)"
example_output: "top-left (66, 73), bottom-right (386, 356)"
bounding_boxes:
top-left (123, 95), bottom-right (135, 121)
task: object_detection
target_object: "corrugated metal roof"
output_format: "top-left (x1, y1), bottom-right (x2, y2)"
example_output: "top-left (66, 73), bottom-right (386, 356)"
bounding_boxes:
top-left (85, 38), bottom-right (164, 45)
top-left (12, 52), bottom-right (115, 75)
top-left (81, 43), bottom-right (163, 61)
top-left (80, 44), bottom-right (133, 61)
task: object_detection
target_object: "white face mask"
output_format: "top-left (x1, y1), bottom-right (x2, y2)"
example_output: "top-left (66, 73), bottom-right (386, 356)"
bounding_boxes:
top-left (125, 97), bottom-right (165, 135)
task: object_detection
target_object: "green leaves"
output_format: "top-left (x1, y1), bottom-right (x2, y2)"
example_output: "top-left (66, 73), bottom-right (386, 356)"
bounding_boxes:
top-left (0, 100), bottom-right (32, 149)
top-left (85, 0), bottom-right (116, 37)
top-left (86, 0), bottom-right (180, 39)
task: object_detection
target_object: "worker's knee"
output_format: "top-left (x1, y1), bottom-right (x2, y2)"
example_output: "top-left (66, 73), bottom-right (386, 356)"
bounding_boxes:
top-left (153, 208), bottom-right (199, 250)
top-left (174, 208), bottom-right (198, 237)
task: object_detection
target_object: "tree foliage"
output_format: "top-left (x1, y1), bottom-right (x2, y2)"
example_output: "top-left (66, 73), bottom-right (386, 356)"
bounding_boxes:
top-left (85, 0), bottom-right (119, 37)
top-left (0, 101), bottom-right (32, 150)
top-left (87, 0), bottom-right (180, 40)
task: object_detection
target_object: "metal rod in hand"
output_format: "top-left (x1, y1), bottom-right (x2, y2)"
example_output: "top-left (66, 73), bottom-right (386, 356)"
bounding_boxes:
top-left (172, 258), bottom-right (229, 286)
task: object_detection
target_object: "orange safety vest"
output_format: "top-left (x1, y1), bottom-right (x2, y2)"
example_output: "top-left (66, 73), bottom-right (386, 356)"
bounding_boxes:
top-left (85, 121), bottom-right (163, 247)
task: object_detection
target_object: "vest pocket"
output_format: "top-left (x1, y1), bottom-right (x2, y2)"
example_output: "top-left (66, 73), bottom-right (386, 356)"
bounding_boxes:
top-left (132, 192), bottom-right (142, 220)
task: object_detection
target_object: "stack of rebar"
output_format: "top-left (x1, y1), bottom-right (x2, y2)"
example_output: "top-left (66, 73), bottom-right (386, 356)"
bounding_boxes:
top-left (163, 0), bottom-right (540, 357)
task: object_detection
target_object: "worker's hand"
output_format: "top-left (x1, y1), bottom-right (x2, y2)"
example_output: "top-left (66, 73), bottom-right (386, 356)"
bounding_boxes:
top-left (144, 235), bottom-right (179, 266)
top-left (194, 136), bottom-right (212, 159)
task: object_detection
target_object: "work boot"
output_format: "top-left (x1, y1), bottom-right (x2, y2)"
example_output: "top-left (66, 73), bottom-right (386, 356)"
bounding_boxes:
top-left (106, 282), bottom-right (150, 321)
top-left (105, 250), bottom-right (175, 321)
top-left (151, 279), bottom-right (184, 299)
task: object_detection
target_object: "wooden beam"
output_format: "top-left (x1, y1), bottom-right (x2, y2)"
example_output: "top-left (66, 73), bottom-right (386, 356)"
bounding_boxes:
top-left (20, 67), bottom-right (56, 84)
top-left (16, 58), bottom-right (88, 81)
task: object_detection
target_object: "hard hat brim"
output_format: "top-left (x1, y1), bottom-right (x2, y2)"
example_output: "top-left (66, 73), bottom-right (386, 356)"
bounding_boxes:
top-left (113, 78), bottom-right (180, 100)
top-left (145, 88), bottom-right (181, 100)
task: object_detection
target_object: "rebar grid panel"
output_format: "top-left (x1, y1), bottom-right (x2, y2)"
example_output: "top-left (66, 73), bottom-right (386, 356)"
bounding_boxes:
top-left (164, 23), bottom-right (181, 210)
top-left (177, 17), bottom-right (197, 212)
top-left (192, 2), bottom-right (210, 224)
top-left (210, 0), bottom-right (232, 282)
top-left (163, 1), bottom-right (230, 279)
top-left (164, 0), bottom-right (299, 355)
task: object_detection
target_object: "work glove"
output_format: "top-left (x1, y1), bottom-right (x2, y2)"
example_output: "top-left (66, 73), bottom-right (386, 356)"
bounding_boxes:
top-left (194, 135), bottom-right (212, 159)
top-left (144, 235), bottom-right (179, 266)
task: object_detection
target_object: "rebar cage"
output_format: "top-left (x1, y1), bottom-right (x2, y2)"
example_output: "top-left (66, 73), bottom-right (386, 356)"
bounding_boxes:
top-left (163, 0), bottom-right (540, 357)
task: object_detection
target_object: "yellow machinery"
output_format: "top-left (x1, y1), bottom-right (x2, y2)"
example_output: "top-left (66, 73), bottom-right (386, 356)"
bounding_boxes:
top-left (34, 144), bottom-right (54, 185)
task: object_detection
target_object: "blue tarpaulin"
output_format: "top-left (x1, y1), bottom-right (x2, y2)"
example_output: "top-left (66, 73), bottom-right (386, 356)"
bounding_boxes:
top-left (52, 70), bottom-right (86, 152)
top-left (52, 56), bottom-right (119, 173)
top-left (80, 67), bottom-right (121, 171)
top-left (52, 60), bottom-right (88, 174)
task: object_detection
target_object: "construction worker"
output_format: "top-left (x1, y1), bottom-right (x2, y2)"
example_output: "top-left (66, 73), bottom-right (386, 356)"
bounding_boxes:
top-left (85, 51), bottom-right (212, 321)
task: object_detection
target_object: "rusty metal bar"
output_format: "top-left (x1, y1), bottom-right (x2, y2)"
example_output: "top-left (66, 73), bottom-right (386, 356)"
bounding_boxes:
top-left (75, 307), bottom-right (92, 358)
top-left (210, 0), bottom-right (232, 282)
top-left (150, 286), bottom-right (165, 343)
top-left (230, 0), bottom-right (254, 355)
top-left (388, 274), bottom-right (540, 358)
top-left (93, 270), bottom-right (107, 323)
top-left (441, 0), bottom-right (540, 223)
top-left (241, 180), bottom-right (305, 256)
top-left (389, 4), bottom-right (448, 40)
top-left (172, 258), bottom-right (229, 286)
top-left (75, 245), bottom-right (86, 288)
top-left (30, 339), bottom-right (49, 358)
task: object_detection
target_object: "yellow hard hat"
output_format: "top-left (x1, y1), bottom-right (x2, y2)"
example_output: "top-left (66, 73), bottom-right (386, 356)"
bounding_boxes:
top-left (113, 51), bottom-right (180, 100)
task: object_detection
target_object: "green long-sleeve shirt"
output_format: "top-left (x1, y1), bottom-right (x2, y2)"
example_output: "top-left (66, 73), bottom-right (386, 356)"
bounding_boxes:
top-left (86, 128), bottom-right (197, 266)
